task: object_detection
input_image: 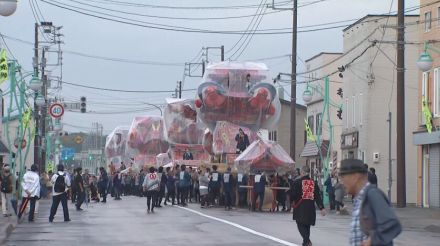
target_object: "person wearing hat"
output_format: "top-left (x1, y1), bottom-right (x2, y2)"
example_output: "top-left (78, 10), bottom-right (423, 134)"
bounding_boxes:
top-left (291, 165), bottom-right (325, 246)
top-left (339, 159), bottom-right (401, 246)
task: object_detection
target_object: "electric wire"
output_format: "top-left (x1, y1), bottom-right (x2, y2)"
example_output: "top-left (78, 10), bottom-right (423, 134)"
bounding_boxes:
top-left (64, 0), bottom-right (284, 21)
top-left (61, 80), bottom-right (197, 93)
top-left (84, 0), bottom-right (294, 10)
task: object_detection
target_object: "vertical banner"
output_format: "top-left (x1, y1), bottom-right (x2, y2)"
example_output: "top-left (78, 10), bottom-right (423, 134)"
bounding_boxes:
top-left (0, 49), bottom-right (8, 84)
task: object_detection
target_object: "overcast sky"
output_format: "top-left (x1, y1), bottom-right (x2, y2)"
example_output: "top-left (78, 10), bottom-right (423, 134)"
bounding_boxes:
top-left (0, 0), bottom-right (419, 134)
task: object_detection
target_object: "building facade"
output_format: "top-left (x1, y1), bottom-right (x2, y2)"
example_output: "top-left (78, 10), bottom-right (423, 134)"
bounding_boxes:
top-left (267, 94), bottom-right (307, 168)
top-left (413, 0), bottom-right (440, 208)
top-left (301, 52), bottom-right (343, 180)
top-left (342, 15), bottom-right (419, 205)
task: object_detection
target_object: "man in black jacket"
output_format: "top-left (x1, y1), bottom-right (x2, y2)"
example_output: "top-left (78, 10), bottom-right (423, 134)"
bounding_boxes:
top-left (291, 165), bottom-right (326, 246)
top-left (235, 128), bottom-right (250, 154)
top-left (339, 159), bottom-right (401, 246)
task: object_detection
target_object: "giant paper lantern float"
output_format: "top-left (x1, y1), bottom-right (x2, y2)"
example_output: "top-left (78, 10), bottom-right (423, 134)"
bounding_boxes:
top-left (234, 139), bottom-right (295, 175)
top-left (163, 98), bottom-right (210, 163)
top-left (127, 116), bottom-right (169, 166)
top-left (164, 98), bottom-right (205, 145)
top-left (212, 121), bottom-right (258, 155)
top-left (195, 62), bottom-right (281, 132)
top-left (105, 126), bottom-right (130, 169)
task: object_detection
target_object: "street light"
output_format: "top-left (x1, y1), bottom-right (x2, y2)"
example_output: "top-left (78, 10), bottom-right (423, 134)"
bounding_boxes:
top-left (35, 93), bottom-right (46, 107)
top-left (302, 89), bottom-right (313, 103)
top-left (417, 51), bottom-right (434, 72)
top-left (416, 42), bottom-right (440, 72)
top-left (0, 0), bottom-right (18, 17)
top-left (28, 75), bottom-right (43, 91)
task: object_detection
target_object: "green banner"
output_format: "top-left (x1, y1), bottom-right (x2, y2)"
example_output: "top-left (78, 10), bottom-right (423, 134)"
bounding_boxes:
top-left (0, 49), bottom-right (8, 84)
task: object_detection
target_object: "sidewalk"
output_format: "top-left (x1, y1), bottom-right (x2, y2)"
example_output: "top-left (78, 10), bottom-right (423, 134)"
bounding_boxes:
top-left (0, 211), bottom-right (17, 244)
top-left (0, 198), bottom-right (53, 244)
top-left (335, 201), bottom-right (440, 235)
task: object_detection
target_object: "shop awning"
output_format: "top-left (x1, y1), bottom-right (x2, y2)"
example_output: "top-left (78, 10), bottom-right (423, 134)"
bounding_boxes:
top-left (300, 140), bottom-right (329, 157)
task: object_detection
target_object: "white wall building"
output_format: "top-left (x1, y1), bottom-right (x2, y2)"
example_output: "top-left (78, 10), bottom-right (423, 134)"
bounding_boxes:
top-left (342, 15), bottom-right (419, 204)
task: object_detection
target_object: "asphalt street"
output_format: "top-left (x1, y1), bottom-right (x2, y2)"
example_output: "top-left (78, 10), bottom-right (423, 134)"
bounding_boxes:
top-left (4, 196), bottom-right (440, 246)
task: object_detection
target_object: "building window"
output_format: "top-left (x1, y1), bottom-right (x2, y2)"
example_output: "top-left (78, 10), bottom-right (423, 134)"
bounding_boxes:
top-left (425, 11), bottom-right (432, 32)
top-left (422, 72), bottom-right (430, 124)
top-left (269, 131), bottom-right (278, 141)
top-left (345, 98), bottom-right (349, 129)
top-left (359, 93), bottom-right (363, 126)
top-left (434, 68), bottom-right (440, 117)
top-left (438, 7), bottom-right (440, 26)
top-left (352, 95), bottom-right (356, 127)
top-left (316, 113), bottom-right (322, 136)
top-left (308, 115), bottom-right (314, 134)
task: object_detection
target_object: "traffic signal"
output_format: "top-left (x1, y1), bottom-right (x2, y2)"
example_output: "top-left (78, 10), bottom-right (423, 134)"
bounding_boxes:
top-left (337, 108), bottom-right (343, 120)
top-left (80, 96), bottom-right (86, 113)
top-left (337, 88), bottom-right (343, 98)
top-left (88, 154), bottom-right (93, 160)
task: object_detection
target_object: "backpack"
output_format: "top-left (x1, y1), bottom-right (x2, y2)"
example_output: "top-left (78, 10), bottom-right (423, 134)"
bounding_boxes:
top-left (1, 175), bottom-right (12, 193)
top-left (54, 174), bottom-right (66, 193)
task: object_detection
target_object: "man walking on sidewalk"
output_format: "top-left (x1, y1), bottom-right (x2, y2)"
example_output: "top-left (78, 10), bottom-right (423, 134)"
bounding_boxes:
top-left (291, 165), bottom-right (326, 246)
top-left (1, 165), bottom-right (13, 217)
top-left (20, 164), bottom-right (40, 222)
top-left (49, 164), bottom-right (71, 222)
top-left (339, 159), bottom-right (401, 246)
top-left (74, 167), bottom-right (85, 211)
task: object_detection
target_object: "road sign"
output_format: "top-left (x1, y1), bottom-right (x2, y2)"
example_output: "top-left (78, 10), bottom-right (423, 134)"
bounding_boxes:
top-left (64, 102), bottom-right (80, 110)
top-left (74, 135), bottom-right (83, 144)
top-left (49, 103), bottom-right (64, 118)
top-left (14, 138), bottom-right (26, 149)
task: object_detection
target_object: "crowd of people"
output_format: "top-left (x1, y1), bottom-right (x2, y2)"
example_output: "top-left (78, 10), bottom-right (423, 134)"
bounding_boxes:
top-left (0, 158), bottom-right (401, 246)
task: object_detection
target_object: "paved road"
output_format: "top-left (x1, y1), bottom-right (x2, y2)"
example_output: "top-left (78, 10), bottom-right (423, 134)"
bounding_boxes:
top-left (5, 196), bottom-right (440, 246)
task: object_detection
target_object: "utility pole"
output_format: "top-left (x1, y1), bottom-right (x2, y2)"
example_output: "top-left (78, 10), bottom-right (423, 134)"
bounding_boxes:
top-left (269, 0), bottom-right (297, 160)
top-left (40, 48), bottom-right (47, 172)
top-left (396, 0), bottom-right (406, 207)
top-left (178, 81), bottom-right (182, 99)
top-left (291, 0), bottom-right (298, 161)
top-left (221, 45), bottom-right (225, 61)
top-left (33, 23), bottom-right (40, 171)
top-left (388, 112), bottom-right (392, 202)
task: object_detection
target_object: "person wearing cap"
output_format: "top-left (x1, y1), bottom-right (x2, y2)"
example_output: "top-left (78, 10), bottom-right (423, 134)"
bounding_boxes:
top-left (20, 164), bottom-right (40, 222)
top-left (339, 159), bottom-right (401, 246)
top-left (291, 165), bottom-right (325, 246)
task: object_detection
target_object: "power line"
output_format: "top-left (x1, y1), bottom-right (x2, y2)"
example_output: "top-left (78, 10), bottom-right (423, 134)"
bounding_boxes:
top-left (84, 0), bottom-right (294, 10)
top-left (39, 0), bottom-right (359, 35)
top-left (61, 80), bottom-right (197, 93)
top-left (231, 4), bottom-right (268, 60)
top-left (65, 0), bottom-right (285, 21)
top-left (225, 0), bottom-right (266, 54)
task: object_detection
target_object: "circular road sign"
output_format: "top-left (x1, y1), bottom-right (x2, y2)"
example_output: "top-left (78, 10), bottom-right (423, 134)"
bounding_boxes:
top-left (14, 138), bottom-right (27, 149)
top-left (49, 103), bottom-right (64, 118)
top-left (74, 136), bottom-right (83, 144)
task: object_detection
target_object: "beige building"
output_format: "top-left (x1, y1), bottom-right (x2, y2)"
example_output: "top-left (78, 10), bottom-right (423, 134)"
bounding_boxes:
top-left (1, 115), bottom-right (35, 170)
top-left (413, 0), bottom-right (440, 208)
top-left (301, 52), bottom-right (343, 180)
top-left (266, 93), bottom-right (307, 168)
top-left (342, 15), bottom-right (419, 205)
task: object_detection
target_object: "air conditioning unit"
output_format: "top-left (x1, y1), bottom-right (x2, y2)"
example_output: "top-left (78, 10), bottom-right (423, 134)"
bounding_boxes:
top-left (373, 152), bottom-right (380, 163)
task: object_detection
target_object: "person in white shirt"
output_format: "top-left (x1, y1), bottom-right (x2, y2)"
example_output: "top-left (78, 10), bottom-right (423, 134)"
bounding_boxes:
top-left (49, 164), bottom-right (71, 222)
top-left (20, 164), bottom-right (40, 222)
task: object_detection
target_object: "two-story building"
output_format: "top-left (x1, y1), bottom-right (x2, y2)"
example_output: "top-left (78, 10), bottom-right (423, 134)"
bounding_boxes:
top-left (342, 15), bottom-right (419, 205)
top-left (413, 0), bottom-right (440, 208)
top-left (301, 52), bottom-right (343, 179)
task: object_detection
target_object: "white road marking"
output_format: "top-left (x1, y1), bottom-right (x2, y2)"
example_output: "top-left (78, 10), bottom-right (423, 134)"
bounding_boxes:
top-left (176, 206), bottom-right (299, 246)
